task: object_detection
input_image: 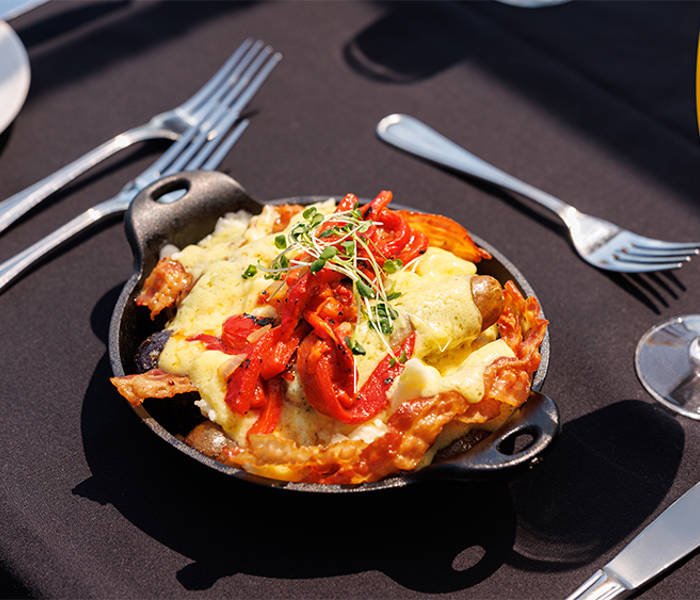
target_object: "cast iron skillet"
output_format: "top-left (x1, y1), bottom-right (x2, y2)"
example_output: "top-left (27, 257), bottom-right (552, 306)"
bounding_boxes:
top-left (108, 170), bottom-right (558, 493)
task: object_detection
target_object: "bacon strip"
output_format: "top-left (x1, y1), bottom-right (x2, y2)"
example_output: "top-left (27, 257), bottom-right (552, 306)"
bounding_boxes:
top-left (395, 210), bottom-right (491, 262)
top-left (110, 369), bottom-right (197, 407)
top-left (135, 258), bottom-right (193, 320)
top-left (459, 281), bottom-right (547, 423)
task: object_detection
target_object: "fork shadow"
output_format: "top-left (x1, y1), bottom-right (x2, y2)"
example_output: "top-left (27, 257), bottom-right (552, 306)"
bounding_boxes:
top-left (73, 286), bottom-right (685, 593)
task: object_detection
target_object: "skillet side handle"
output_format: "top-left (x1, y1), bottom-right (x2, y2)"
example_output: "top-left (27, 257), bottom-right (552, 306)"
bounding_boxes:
top-left (415, 391), bottom-right (560, 482)
top-left (125, 170), bottom-right (260, 278)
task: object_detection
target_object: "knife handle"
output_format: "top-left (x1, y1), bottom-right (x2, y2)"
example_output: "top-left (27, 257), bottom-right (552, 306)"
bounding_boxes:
top-left (565, 569), bottom-right (631, 600)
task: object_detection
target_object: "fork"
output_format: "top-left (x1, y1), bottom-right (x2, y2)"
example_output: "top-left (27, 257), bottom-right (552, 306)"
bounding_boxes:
top-left (0, 38), bottom-right (271, 236)
top-left (0, 48), bottom-right (281, 294)
top-left (376, 114), bottom-right (700, 273)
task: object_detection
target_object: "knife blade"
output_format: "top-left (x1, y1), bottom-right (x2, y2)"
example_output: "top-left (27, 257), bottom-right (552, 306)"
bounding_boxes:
top-left (565, 481), bottom-right (700, 600)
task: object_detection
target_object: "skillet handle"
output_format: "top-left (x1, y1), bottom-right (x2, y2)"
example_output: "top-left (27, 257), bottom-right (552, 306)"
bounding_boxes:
top-left (125, 170), bottom-right (260, 278)
top-left (414, 391), bottom-right (560, 482)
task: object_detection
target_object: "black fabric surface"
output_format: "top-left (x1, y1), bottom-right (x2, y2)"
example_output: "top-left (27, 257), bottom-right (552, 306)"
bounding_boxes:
top-left (1, 1), bottom-right (699, 598)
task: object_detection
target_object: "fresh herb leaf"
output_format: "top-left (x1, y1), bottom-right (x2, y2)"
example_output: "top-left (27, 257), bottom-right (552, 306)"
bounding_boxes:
top-left (341, 240), bottom-right (355, 257)
top-left (320, 246), bottom-right (338, 260)
top-left (274, 234), bottom-right (287, 249)
top-left (310, 258), bottom-right (326, 273)
top-left (303, 206), bottom-right (317, 219)
top-left (242, 264), bottom-right (257, 279)
top-left (291, 223), bottom-right (307, 241)
top-left (382, 258), bottom-right (403, 274)
top-left (356, 280), bottom-right (375, 299)
top-left (386, 291), bottom-right (402, 301)
top-left (345, 336), bottom-right (366, 356)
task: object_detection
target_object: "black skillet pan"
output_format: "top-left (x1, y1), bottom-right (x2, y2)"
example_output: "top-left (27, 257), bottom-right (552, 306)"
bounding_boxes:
top-left (108, 170), bottom-right (558, 493)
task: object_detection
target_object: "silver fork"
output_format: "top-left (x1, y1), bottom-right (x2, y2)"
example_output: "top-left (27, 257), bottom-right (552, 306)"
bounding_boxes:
top-left (0, 38), bottom-right (272, 235)
top-left (0, 49), bottom-right (281, 294)
top-left (377, 114), bottom-right (700, 273)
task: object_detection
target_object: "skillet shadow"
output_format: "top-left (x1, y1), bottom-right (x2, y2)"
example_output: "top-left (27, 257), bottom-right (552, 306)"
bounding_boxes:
top-left (77, 287), bottom-right (683, 593)
top-left (77, 355), bottom-right (517, 593)
top-left (508, 400), bottom-right (684, 571)
top-left (344, 2), bottom-right (700, 209)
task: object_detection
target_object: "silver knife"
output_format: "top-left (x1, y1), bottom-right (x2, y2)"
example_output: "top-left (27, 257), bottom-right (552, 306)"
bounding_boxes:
top-left (566, 481), bottom-right (700, 599)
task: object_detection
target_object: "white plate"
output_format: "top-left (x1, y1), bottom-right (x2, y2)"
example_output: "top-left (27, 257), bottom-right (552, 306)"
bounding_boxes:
top-left (0, 20), bottom-right (30, 134)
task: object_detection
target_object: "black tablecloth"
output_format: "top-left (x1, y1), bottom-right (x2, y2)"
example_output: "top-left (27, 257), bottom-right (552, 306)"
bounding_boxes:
top-left (1, 1), bottom-right (699, 598)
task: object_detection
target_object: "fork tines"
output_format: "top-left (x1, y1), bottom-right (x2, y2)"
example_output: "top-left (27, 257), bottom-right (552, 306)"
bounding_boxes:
top-left (610, 231), bottom-right (700, 271)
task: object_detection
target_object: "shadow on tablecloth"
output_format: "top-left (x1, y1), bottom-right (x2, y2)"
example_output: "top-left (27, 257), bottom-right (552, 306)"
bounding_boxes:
top-left (65, 285), bottom-right (684, 594)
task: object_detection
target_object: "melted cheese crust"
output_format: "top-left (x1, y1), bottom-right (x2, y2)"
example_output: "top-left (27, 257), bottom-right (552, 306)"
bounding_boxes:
top-left (157, 200), bottom-right (514, 449)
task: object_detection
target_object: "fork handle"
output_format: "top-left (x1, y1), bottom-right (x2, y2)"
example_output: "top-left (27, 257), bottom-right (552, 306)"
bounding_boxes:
top-left (376, 114), bottom-right (574, 221)
top-left (0, 123), bottom-right (171, 235)
top-left (0, 196), bottom-right (128, 294)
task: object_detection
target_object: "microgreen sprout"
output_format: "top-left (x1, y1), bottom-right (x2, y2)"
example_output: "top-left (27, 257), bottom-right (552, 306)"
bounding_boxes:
top-left (242, 264), bottom-right (257, 279)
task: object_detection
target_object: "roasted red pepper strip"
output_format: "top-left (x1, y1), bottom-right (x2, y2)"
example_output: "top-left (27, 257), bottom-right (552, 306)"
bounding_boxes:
top-left (357, 332), bottom-right (415, 414)
top-left (279, 269), bottom-right (342, 337)
top-left (247, 377), bottom-right (285, 438)
top-left (335, 193), bottom-right (359, 213)
top-left (373, 209), bottom-right (411, 257)
top-left (224, 329), bottom-right (275, 414)
top-left (361, 190), bottom-right (392, 218)
top-left (298, 331), bottom-right (416, 424)
top-left (260, 322), bottom-right (310, 380)
top-left (186, 333), bottom-right (230, 353)
top-left (188, 313), bottom-right (275, 355)
top-left (222, 313), bottom-right (274, 350)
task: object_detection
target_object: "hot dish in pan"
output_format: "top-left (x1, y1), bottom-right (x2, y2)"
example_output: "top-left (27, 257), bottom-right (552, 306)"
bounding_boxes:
top-left (111, 185), bottom-right (548, 485)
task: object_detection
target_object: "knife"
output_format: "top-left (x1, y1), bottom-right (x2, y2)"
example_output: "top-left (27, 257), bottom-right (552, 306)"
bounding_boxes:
top-left (565, 481), bottom-right (700, 599)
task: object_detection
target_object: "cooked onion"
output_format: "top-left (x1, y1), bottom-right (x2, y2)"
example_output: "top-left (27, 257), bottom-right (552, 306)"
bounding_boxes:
top-left (218, 354), bottom-right (247, 379)
top-left (246, 323), bottom-right (272, 343)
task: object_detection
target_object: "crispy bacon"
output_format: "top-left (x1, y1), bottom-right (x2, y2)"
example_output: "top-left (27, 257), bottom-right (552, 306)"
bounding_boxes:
top-left (110, 369), bottom-right (197, 407)
top-left (135, 258), bottom-right (193, 320)
top-left (395, 210), bottom-right (491, 263)
top-left (475, 281), bottom-right (548, 412)
top-left (214, 391), bottom-right (478, 484)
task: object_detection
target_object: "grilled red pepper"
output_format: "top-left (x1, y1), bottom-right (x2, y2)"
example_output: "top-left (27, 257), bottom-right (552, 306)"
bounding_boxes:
top-left (297, 331), bottom-right (416, 424)
top-left (247, 377), bottom-right (285, 438)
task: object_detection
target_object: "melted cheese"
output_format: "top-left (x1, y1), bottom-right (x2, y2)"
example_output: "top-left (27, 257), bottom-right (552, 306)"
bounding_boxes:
top-left (392, 339), bottom-right (515, 407)
top-left (157, 199), bottom-right (508, 450)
